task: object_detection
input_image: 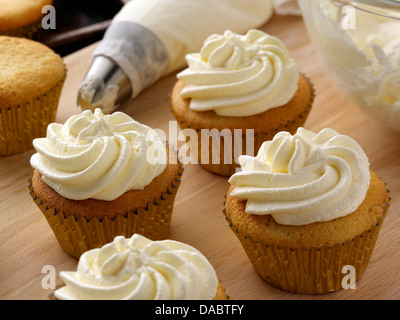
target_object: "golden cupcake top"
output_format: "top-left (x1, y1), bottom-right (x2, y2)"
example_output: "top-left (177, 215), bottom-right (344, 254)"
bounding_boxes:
top-left (0, 0), bottom-right (52, 31)
top-left (30, 108), bottom-right (167, 201)
top-left (225, 169), bottom-right (389, 248)
top-left (0, 35), bottom-right (64, 107)
top-left (177, 29), bottom-right (299, 117)
top-left (229, 128), bottom-right (371, 226)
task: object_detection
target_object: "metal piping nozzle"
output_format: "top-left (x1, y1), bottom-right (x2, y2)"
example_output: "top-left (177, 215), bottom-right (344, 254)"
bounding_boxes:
top-left (77, 55), bottom-right (132, 114)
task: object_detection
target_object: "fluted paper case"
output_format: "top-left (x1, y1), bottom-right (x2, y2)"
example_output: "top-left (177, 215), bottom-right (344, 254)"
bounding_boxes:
top-left (224, 199), bottom-right (390, 294)
top-left (0, 68), bottom-right (66, 156)
top-left (171, 74), bottom-right (315, 177)
top-left (29, 165), bottom-right (184, 259)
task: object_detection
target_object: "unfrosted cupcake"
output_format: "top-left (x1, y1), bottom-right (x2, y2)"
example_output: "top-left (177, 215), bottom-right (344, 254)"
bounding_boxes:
top-left (0, 35), bottom-right (66, 156)
top-left (0, 0), bottom-right (52, 38)
top-left (171, 29), bottom-right (314, 176)
top-left (224, 127), bottom-right (390, 294)
top-left (51, 234), bottom-right (228, 300)
top-left (29, 109), bottom-right (184, 259)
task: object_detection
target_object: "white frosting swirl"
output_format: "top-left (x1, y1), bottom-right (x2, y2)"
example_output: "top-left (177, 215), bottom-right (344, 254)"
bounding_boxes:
top-left (177, 29), bottom-right (299, 117)
top-left (54, 234), bottom-right (218, 300)
top-left (30, 109), bottom-right (167, 201)
top-left (229, 128), bottom-right (370, 226)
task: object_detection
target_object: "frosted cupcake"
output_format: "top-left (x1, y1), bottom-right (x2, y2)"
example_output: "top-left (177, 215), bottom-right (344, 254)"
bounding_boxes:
top-left (29, 109), bottom-right (184, 259)
top-left (51, 234), bottom-right (228, 300)
top-left (171, 29), bottom-right (314, 176)
top-left (0, 36), bottom-right (66, 155)
top-left (224, 128), bottom-right (390, 294)
top-left (0, 0), bottom-right (52, 38)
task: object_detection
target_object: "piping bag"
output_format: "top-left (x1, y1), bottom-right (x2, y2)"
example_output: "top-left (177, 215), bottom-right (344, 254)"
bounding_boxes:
top-left (77, 0), bottom-right (274, 114)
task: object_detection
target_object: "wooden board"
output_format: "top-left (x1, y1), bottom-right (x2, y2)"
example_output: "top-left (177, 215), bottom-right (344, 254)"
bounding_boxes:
top-left (1, 14), bottom-right (399, 300)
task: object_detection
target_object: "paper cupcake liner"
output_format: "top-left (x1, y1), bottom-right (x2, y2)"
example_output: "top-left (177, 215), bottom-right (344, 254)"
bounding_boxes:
top-left (0, 67), bottom-right (67, 156)
top-left (28, 165), bottom-right (184, 259)
top-left (0, 19), bottom-right (42, 39)
top-left (223, 193), bottom-right (390, 294)
top-left (214, 281), bottom-right (230, 300)
top-left (171, 74), bottom-right (315, 176)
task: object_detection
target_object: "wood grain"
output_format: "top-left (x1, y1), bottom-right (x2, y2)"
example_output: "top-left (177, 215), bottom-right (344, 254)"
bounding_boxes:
top-left (1, 14), bottom-right (399, 300)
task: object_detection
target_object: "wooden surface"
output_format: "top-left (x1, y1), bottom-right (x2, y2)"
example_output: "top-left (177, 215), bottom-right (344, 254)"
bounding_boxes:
top-left (1, 14), bottom-right (399, 300)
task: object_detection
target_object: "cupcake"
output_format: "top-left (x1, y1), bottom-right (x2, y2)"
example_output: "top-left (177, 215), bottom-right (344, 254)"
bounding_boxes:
top-left (224, 127), bottom-right (390, 294)
top-left (50, 234), bottom-right (228, 300)
top-left (171, 29), bottom-right (314, 176)
top-left (29, 108), bottom-right (184, 259)
top-left (0, 35), bottom-right (66, 156)
top-left (0, 0), bottom-right (52, 38)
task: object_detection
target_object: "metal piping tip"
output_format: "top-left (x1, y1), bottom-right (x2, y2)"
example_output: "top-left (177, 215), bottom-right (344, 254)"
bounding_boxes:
top-left (77, 56), bottom-right (132, 114)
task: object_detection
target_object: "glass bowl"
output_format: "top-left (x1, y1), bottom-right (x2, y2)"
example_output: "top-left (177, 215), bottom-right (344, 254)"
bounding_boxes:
top-left (299, 0), bottom-right (400, 132)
